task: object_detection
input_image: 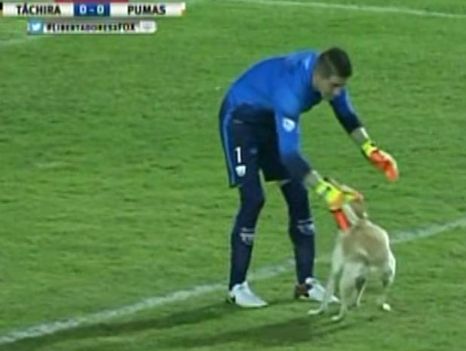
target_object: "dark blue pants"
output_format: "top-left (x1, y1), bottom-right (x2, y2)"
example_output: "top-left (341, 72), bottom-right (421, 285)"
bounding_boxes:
top-left (220, 104), bottom-right (316, 289)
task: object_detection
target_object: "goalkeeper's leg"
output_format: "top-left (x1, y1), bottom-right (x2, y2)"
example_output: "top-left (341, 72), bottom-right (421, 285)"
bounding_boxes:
top-left (280, 180), bottom-right (315, 284)
top-left (227, 174), bottom-right (268, 308)
top-left (228, 174), bottom-right (265, 290)
top-left (280, 180), bottom-right (339, 303)
top-left (220, 109), bottom-right (268, 307)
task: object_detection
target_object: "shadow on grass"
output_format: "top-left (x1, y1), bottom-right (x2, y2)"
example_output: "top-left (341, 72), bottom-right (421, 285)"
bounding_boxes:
top-left (1, 301), bottom-right (237, 351)
top-left (160, 315), bottom-right (354, 349)
top-left (2, 300), bottom-right (373, 351)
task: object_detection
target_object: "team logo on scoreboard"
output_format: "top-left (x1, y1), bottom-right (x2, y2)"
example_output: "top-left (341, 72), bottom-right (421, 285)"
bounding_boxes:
top-left (139, 20), bottom-right (157, 33)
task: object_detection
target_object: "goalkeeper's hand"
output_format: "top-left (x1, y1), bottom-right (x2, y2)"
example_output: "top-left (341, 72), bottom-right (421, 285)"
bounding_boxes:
top-left (361, 140), bottom-right (399, 181)
top-left (308, 173), bottom-right (361, 211)
top-left (315, 177), bottom-right (344, 211)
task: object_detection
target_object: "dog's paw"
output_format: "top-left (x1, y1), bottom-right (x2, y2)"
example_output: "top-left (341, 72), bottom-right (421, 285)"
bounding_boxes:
top-left (308, 308), bottom-right (325, 316)
top-left (381, 303), bottom-right (391, 312)
top-left (331, 314), bottom-right (345, 322)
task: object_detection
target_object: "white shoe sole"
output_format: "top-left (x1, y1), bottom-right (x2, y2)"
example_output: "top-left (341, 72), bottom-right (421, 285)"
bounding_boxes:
top-left (226, 296), bottom-right (268, 308)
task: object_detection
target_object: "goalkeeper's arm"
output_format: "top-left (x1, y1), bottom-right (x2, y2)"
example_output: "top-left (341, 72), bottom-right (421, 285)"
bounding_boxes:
top-left (329, 89), bottom-right (399, 182)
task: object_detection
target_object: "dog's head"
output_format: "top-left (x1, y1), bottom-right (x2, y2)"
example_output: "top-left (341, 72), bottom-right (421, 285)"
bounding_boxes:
top-left (326, 178), bottom-right (368, 223)
top-left (343, 198), bottom-right (368, 221)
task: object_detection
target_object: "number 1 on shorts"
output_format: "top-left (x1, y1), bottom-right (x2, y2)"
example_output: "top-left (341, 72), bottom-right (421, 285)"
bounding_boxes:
top-left (235, 146), bottom-right (242, 164)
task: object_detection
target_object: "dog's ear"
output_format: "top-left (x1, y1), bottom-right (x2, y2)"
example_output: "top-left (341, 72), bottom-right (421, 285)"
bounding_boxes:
top-left (342, 198), bottom-right (368, 224)
top-left (349, 199), bottom-right (368, 219)
top-left (340, 184), bottom-right (363, 200)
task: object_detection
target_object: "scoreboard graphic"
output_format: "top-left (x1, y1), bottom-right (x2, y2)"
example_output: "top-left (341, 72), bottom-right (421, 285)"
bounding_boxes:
top-left (0, 1), bottom-right (186, 34)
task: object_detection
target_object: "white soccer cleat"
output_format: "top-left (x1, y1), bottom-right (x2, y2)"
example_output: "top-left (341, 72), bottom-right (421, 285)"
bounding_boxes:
top-left (227, 282), bottom-right (268, 308)
top-left (295, 277), bottom-right (339, 304)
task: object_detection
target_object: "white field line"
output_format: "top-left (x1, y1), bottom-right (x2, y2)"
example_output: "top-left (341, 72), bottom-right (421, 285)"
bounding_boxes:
top-left (227, 0), bottom-right (466, 19)
top-left (0, 215), bottom-right (465, 345)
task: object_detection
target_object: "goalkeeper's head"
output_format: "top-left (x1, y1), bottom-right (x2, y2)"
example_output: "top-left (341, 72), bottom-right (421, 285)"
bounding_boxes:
top-left (313, 47), bottom-right (352, 101)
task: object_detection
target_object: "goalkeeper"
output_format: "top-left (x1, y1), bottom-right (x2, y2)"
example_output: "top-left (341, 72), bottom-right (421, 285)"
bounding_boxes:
top-left (219, 47), bottom-right (398, 308)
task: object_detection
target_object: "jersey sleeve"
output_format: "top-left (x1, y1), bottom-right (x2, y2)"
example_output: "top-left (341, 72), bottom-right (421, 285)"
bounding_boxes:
top-left (274, 112), bottom-right (311, 180)
top-left (330, 88), bottom-right (363, 133)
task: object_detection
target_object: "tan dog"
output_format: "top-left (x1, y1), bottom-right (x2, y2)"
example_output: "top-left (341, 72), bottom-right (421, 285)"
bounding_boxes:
top-left (308, 192), bottom-right (396, 322)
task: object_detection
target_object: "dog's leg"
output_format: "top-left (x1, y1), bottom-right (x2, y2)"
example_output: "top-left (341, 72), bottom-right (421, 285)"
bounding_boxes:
top-left (332, 262), bottom-right (360, 322)
top-left (354, 264), bottom-right (369, 308)
top-left (354, 275), bottom-right (367, 308)
top-left (308, 272), bottom-right (336, 316)
top-left (377, 252), bottom-right (396, 312)
top-left (308, 242), bottom-right (343, 316)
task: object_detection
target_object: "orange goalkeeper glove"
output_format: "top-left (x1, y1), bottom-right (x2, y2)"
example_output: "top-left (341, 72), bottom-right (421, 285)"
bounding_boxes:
top-left (362, 140), bottom-right (399, 181)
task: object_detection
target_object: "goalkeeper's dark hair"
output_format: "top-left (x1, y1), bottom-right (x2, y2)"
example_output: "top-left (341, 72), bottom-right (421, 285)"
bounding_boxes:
top-left (316, 47), bottom-right (352, 79)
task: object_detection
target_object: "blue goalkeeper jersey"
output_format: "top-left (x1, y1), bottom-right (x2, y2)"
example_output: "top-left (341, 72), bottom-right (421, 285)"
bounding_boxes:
top-left (221, 50), bottom-right (362, 180)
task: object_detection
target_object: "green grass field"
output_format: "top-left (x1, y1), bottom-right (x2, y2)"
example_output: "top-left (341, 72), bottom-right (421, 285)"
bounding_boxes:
top-left (1, 0), bottom-right (466, 350)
